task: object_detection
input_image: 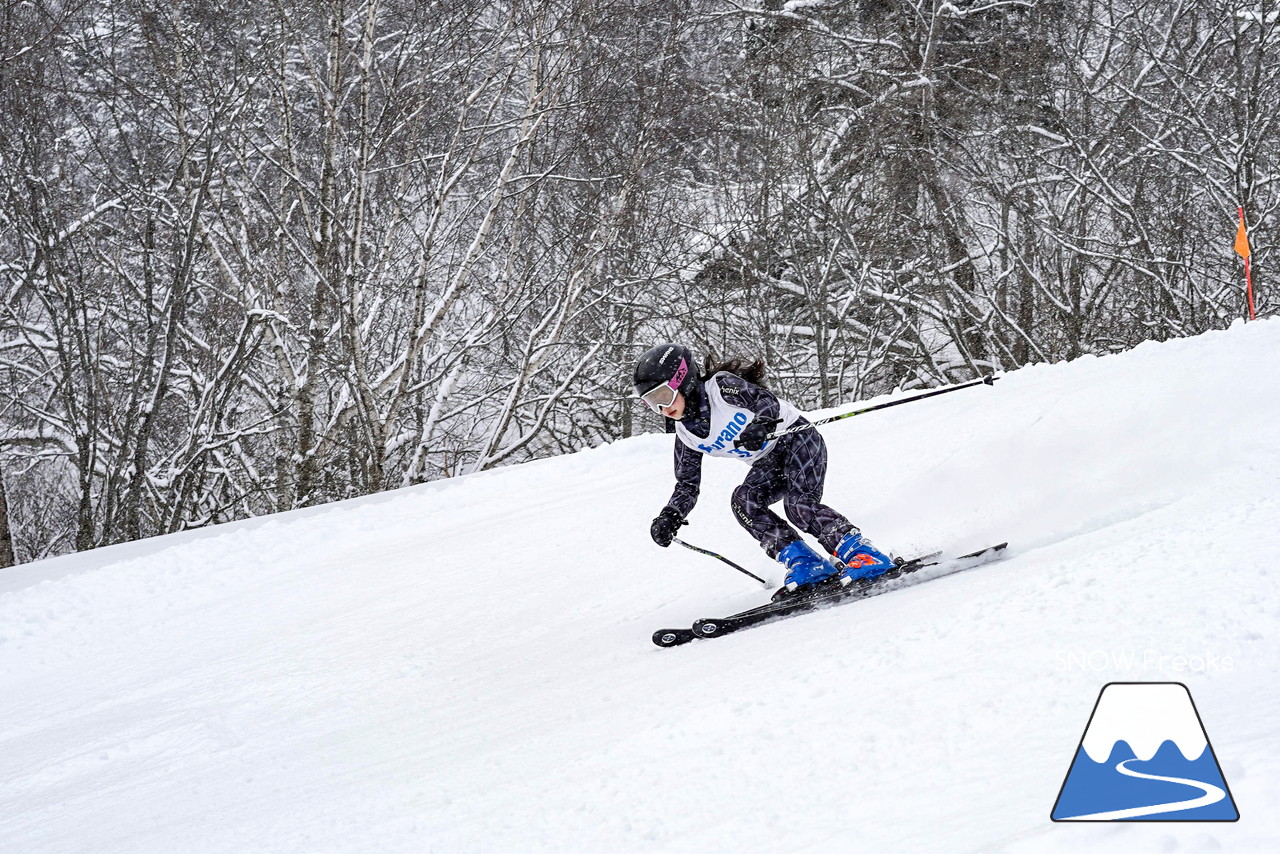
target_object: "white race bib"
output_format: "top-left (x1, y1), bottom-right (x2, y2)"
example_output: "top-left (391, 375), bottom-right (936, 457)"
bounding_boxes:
top-left (674, 373), bottom-right (801, 463)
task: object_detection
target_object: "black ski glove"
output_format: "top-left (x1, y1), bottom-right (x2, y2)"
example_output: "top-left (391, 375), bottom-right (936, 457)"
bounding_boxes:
top-left (650, 506), bottom-right (685, 547)
top-left (736, 417), bottom-right (779, 452)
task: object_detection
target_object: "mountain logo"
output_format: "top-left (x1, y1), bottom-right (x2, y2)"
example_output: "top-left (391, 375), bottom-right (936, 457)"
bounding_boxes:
top-left (1051, 682), bottom-right (1239, 822)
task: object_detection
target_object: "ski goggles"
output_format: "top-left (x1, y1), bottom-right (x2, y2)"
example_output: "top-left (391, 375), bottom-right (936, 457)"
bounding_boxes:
top-left (637, 357), bottom-right (689, 413)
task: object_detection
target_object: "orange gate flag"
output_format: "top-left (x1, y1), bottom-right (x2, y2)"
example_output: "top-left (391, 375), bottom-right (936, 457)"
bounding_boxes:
top-left (1236, 206), bottom-right (1256, 320)
top-left (1235, 209), bottom-right (1251, 258)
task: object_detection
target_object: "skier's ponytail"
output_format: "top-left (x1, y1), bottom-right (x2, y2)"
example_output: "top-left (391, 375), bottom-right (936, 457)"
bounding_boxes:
top-left (701, 352), bottom-right (768, 387)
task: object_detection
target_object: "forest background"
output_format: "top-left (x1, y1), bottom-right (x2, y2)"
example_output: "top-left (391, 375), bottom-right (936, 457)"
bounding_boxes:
top-left (0, 0), bottom-right (1273, 565)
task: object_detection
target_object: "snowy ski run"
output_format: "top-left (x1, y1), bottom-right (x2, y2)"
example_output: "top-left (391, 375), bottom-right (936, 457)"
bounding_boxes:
top-left (3, 320), bottom-right (1280, 853)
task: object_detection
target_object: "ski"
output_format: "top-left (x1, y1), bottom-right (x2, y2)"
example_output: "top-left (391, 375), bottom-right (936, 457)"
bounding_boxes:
top-left (652, 543), bottom-right (1007, 647)
top-left (655, 555), bottom-right (947, 647)
top-left (650, 549), bottom-right (943, 648)
top-left (651, 550), bottom-right (945, 648)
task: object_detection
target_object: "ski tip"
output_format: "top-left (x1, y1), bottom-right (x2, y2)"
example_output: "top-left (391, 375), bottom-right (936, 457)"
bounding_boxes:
top-left (957, 542), bottom-right (1009, 560)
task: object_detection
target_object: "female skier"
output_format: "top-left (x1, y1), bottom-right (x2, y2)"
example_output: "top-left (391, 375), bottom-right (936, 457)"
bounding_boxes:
top-left (633, 343), bottom-right (896, 594)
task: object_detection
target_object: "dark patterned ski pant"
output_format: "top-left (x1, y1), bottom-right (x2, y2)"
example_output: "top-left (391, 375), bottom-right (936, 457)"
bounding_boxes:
top-left (730, 427), bottom-right (854, 558)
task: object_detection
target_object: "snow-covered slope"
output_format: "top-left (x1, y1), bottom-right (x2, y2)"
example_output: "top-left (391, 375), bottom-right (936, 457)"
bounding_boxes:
top-left (3, 321), bottom-right (1279, 854)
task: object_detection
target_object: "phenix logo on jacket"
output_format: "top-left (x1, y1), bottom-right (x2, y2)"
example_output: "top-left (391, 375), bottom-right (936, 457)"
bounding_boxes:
top-left (674, 372), bottom-right (801, 462)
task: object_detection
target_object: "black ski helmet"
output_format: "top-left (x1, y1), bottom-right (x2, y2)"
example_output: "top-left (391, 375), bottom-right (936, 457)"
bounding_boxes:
top-left (633, 343), bottom-right (701, 413)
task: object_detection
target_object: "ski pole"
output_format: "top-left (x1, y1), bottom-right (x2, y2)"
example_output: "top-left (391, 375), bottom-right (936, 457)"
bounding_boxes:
top-left (738, 374), bottom-right (998, 448)
top-left (673, 537), bottom-right (771, 588)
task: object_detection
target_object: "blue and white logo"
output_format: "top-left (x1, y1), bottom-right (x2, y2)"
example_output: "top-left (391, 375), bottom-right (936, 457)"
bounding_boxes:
top-left (1051, 682), bottom-right (1239, 821)
top-left (697, 412), bottom-right (751, 456)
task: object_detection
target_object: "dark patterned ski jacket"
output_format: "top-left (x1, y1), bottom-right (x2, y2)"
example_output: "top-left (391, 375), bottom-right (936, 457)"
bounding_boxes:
top-left (665, 373), bottom-right (807, 517)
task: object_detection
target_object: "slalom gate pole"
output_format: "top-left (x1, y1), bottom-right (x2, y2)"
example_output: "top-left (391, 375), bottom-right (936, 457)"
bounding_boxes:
top-left (748, 374), bottom-right (999, 447)
top-left (673, 537), bottom-right (771, 588)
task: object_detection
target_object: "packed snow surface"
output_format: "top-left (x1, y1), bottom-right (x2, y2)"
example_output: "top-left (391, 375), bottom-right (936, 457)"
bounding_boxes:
top-left (3, 321), bottom-right (1279, 853)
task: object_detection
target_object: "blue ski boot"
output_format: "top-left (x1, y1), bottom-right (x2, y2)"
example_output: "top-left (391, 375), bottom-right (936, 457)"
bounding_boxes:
top-left (833, 529), bottom-right (896, 583)
top-left (778, 539), bottom-right (840, 593)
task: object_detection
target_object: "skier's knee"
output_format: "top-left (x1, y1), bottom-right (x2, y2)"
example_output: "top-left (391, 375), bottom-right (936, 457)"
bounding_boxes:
top-left (731, 486), bottom-right (762, 531)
